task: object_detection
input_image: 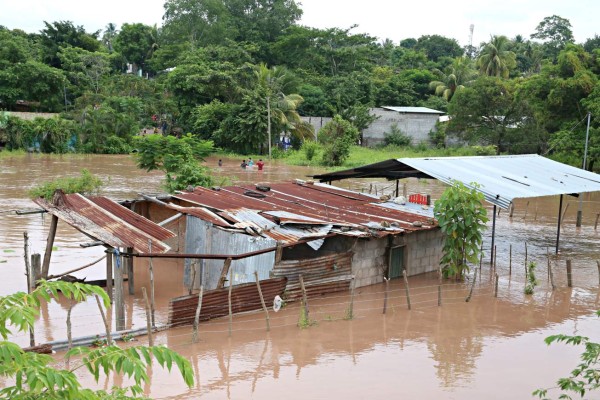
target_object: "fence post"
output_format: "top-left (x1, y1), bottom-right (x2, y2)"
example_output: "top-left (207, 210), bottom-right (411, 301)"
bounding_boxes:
top-left (566, 259), bottom-right (573, 288)
top-left (192, 285), bottom-right (204, 343)
top-left (254, 271), bottom-right (270, 332)
top-left (228, 267), bottom-right (233, 337)
top-left (509, 244), bottom-right (512, 275)
top-left (142, 287), bottom-right (153, 346)
top-left (466, 269), bottom-right (478, 302)
top-left (299, 274), bottom-right (310, 321)
top-left (383, 277), bottom-right (390, 314)
top-left (94, 295), bottom-right (111, 345)
top-left (494, 273), bottom-right (499, 297)
top-left (403, 272), bottom-right (412, 310)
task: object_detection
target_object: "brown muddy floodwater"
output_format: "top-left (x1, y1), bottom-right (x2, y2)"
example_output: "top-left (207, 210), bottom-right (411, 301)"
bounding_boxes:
top-left (1, 153), bottom-right (600, 399)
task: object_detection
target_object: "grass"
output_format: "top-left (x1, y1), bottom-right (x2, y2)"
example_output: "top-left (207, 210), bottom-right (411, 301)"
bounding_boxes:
top-left (0, 149), bottom-right (26, 159)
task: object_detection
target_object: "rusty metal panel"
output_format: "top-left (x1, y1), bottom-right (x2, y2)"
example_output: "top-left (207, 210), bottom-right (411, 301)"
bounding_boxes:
top-left (168, 277), bottom-right (287, 327)
top-left (34, 192), bottom-right (170, 253)
top-left (272, 252), bottom-right (354, 299)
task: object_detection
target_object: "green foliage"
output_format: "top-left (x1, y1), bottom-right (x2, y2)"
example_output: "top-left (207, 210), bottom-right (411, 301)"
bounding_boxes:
top-left (319, 115), bottom-right (359, 166)
top-left (533, 311), bottom-right (600, 399)
top-left (383, 124), bottom-right (412, 147)
top-left (297, 302), bottom-right (316, 329)
top-left (29, 169), bottom-right (103, 199)
top-left (134, 133), bottom-right (214, 192)
top-left (0, 280), bottom-right (193, 399)
top-left (524, 262), bottom-right (538, 295)
top-left (301, 140), bottom-right (320, 161)
top-left (433, 181), bottom-right (488, 279)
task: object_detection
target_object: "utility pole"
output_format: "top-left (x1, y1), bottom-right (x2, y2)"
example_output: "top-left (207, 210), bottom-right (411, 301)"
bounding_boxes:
top-left (576, 112), bottom-right (591, 227)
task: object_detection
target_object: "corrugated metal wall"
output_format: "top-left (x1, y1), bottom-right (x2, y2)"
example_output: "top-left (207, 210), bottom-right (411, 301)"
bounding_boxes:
top-left (184, 216), bottom-right (277, 290)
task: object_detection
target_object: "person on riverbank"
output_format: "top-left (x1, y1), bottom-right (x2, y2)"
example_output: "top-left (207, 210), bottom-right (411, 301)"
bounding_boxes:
top-left (248, 158), bottom-right (254, 169)
top-left (241, 159), bottom-right (247, 169)
top-left (257, 159), bottom-right (264, 171)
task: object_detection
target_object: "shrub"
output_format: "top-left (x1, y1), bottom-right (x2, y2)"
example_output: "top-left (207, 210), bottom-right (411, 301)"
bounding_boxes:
top-left (301, 140), bottom-right (320, 161)
top-left (383, 124), bottom-right (412, 147)
top-left (320, 115), bottom-right (359, 166)
top-left (29, 169), bottom-right (103, 199)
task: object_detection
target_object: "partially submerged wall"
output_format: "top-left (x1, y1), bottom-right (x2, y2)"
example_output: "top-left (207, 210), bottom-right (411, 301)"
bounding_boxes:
top-left (352, 228), bottom-right (443, 288)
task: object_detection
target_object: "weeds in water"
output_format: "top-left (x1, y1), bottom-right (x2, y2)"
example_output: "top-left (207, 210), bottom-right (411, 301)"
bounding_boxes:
top-left (525, 261), bottom-right (538, 295)
top-left (344, 305), bottom-right (354, 320)
top-left (297, 302), bottom-right (316, 329)
top-left (120, 333), bottom-right (135, 342)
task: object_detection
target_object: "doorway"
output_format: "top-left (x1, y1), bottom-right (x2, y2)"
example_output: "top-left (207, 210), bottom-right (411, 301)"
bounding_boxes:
top-left (388, 246), bottom-right (405, 279)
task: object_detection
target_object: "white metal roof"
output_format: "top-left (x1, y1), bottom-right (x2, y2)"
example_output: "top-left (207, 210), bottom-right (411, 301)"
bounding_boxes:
top-left (399, 154), bottom-right (600, 209)
top-left (382, 106), bottom-right (445, 114)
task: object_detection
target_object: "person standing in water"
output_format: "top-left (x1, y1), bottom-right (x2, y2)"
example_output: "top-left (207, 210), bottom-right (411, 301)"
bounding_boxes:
top-left (257, 159), bottom-right (264, 171)
top-left (218, 159), bottom-right (223, 167)
top-left (247, 158), bottom-right (254, 169)
top-left (241, 159), bottom-right (247, 169)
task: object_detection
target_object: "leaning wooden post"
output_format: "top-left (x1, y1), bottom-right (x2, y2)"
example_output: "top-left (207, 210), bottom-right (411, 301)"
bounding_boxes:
top-left (148, 240), bottom-right (155, 328)
top-left (494, 273), bottom-right (499, 297)
top-left (254, 271), bottom-right (270, 332)
top-left (383, 277), bottom-right (390, 314)
top-left (94, 295), bottom-right (111, 345)
top-left (509, 244), bottom-right (512, 276)
top-left (595, 213), bottom-right (600, 230)
top-left (509, 203), bottom-right (515, 218)
top-left (596, 261), bottom-right (600, 287)
top-left (126, 247), bottom-right (134, 295)
top-left (31, 253), bottom-right (41, 288)
top-left (466, 269), bottom-right (478, 302)
top-left (114, 250), bottom-right (125, 331)
top-left (403, 271), bottom-right (412, 310)
top-left (217, 258), bottom-right (233, 289)
top-left (228, 267), bottom-right (233, 337)
top-left (142, 287), bottom-right (154, 346)
top-left (299, 274), bottom-right (310, 321)
top-left (192, 285), bottom-right (204, 343)
top-left (548, 256), bottom-right (556, 291)
top-left (566, 259), bottom-right (573, 288)
top-left (106, 247), bottom-right (113, 303)
top-left (41, 214), bottom-right (59, 279)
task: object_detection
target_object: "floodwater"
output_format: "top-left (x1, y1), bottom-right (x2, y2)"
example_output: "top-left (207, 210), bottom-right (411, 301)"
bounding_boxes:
top-left (1, 153), bottom-right (600, 399)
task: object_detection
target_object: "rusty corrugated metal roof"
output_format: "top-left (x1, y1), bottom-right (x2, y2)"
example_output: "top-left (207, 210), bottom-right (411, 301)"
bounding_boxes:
top-left (34, 191), bottom-right (173, 253)
top-left (171, 181), bottom-right (436, 244)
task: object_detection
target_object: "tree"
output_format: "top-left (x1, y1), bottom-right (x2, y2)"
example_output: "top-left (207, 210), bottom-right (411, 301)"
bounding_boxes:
top-left (477, 35), bottom-right (516, 78)
top-left (530, 15), bottom-right (574, 61)
top-left (319, 114), bottom-right (359, 166)
top-left (39, 21), bottom-right (100, 68)
top-left (415, 34), bottom-right (463, 62)
top-left (102, 23), bottom-right (118, 52)
top-left (59, 47), bottom-right (111, 95)
top-left (533, 310), bottom-right (600, 399)
top-left (429, 57), bottom-right (476, 100)
top-left (433, 181), bottom-right (488, 279)
top-left (114, 23), bottom-right (157, 74)
top-left (0, 280), bottom-right (193, 399)
top-left (134, 133), bottom-right (214, 192)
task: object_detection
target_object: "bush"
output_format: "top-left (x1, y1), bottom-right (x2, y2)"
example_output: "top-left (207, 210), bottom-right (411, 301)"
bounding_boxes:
top-left (301, 140), bottom-right (320, 161)
top-left (383, 124), bottom-right (412, 147)
top-left (320, 115), bottom-right (359, 166)
top-left (29, 169), bottom-right (103, 199)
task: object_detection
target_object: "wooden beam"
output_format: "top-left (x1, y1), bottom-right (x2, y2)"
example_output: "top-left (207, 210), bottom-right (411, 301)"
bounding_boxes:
top-left (41, 215), bottom-right (59, 279)
top-left (217, 258), bottom-right (233, 289)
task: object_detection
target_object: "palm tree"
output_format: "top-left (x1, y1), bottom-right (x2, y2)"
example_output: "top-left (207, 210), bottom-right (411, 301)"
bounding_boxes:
top-left (102, 23), bottom-right (118, 53)
top-left (429, 57), bottom-right (477, 100)
top-left (254, 63), bottom-right (310, 158)
top-left (477, 35), bottom-right (516, 78)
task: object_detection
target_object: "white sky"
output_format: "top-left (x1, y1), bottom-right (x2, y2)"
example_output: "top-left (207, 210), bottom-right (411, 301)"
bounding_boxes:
top-left (1, 0), bottom-right (598, 46)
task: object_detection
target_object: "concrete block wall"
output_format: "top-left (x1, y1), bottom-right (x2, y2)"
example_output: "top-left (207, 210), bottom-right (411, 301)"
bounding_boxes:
top-left (352, 228), bottom-right (444, 288)
top-left (362, 109), bottom-right (439, 147)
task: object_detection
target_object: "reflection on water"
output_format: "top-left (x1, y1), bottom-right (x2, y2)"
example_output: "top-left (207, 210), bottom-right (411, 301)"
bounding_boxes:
top-left (1, 153), bottom-right (600, 399)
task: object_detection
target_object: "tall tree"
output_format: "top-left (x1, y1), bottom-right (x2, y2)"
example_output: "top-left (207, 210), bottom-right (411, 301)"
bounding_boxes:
top-left (415, 34), bottom-right (463, 62)
top-left (429, 57), bottom-right (476, 100)
top-left (39, 21), bottom-right (100, 68)
top-left (114, 23), bottom-right (156, 75)
top-left (530, 15), bottom-right (574, 61)
top-left (102, 23), bottom-right (118, 52)
top-left (477, 35), bottom-right (516, 78)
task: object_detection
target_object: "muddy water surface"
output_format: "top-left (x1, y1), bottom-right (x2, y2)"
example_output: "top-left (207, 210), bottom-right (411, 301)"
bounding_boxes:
top-left (1, 153), bottom-right (600, 399)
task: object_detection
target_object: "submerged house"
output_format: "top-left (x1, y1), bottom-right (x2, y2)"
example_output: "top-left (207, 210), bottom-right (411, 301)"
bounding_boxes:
top-left (141, 180), bottom-right (443, 297)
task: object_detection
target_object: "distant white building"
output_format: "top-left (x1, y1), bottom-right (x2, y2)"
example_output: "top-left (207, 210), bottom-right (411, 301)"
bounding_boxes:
top-left (301, 106), bottom-right (446, 147)
top-left (362, 106), bottom-right (445, 147)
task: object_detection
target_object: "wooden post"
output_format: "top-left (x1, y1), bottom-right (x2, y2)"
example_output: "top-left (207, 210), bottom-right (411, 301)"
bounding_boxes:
top-left (254, 271), bottom-right (270, 332)
top-left (218, 258), bottom-right (233, 289)
top-left (509, 244), bottom-right (512, 275)
top-left (228, 267), bottom-right (233, 337)
top-left (395, 180), bottom-right (399, 197)
top-left (490, 205), bottom-right (497, 264)
top-left (566, 259), bottom-right (572, 288)
top-left (31, 254), bottom-right (41, 287)
top-left (479, 246), bottom-right (483, 271)
top-left (192, 285), bottom-right (204, 343)
top-left (493, 245), bottom-right (497, 270)
top-left (438, 267), bottom-right (442, 306)
top-left (595, 213), bottom-right (600, 230)
top-left (94, 295), bottom-right (111, 345)
top-left (41, 215), bottom-right (58, 279)
top-left (106, 247), bottom-right (113, 303)
top-left (523, 201), bottom-right (530, 220)
top-left (188, 260), bottom-right (197, 296)
top-left (561, 203), bottom-right (570, 226)
top-left (347, 277), bottom-right (355, 320)
top-left (466, 269), bottom-right (478, 302)
top-left (275, 242), bottom-right (283, 264)
top-left (534, 203), bottom-right (538, 221)
top-left (556, 194), bottom-right (564, 254)
top-left (142, 287), bottom-right (153, 346)
top-left (383, 277), bottom-right (390, 314)
top-left (524, 242), bottom-right (528, 279)
top-left (24, 232), bottom-right (32, 291)
top-left (402, 183), bottom-right (407, 198)
top-left (299, 274), bottom-right (310, 321)
top-left (403, 271), bottom-right (411, 310)
top-left (597, 261), bottom-right (600, 287)
top-left (509, 203), bottom-right (514, 218)
top-left (546, 247), bottom-right (551, 282)
top-left (66, 301), bottom-right (74, 364)
top-left (126, 247), bottom-right (134, 295)
top-left (114, 250), bottom-right (125, 331)
top-left (148, 240), bottom-right (155, 328)
top-left (494, 273), bottom-right (499, 297)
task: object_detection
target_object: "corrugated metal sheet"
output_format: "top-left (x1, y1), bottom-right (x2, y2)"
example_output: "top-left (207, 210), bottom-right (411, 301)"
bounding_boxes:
top-left (184, 216), bottom-right (276, 290)
top-left (382, 106), bottom-right (444, 114)
top-left (399, 154), bottom-right (600, 209)
top-left (34, 191), bottom-right (172, 253)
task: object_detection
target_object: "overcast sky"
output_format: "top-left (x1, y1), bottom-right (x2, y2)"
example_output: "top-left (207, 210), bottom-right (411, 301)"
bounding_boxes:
top-left (1, 0), bottom-right (598, 46)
